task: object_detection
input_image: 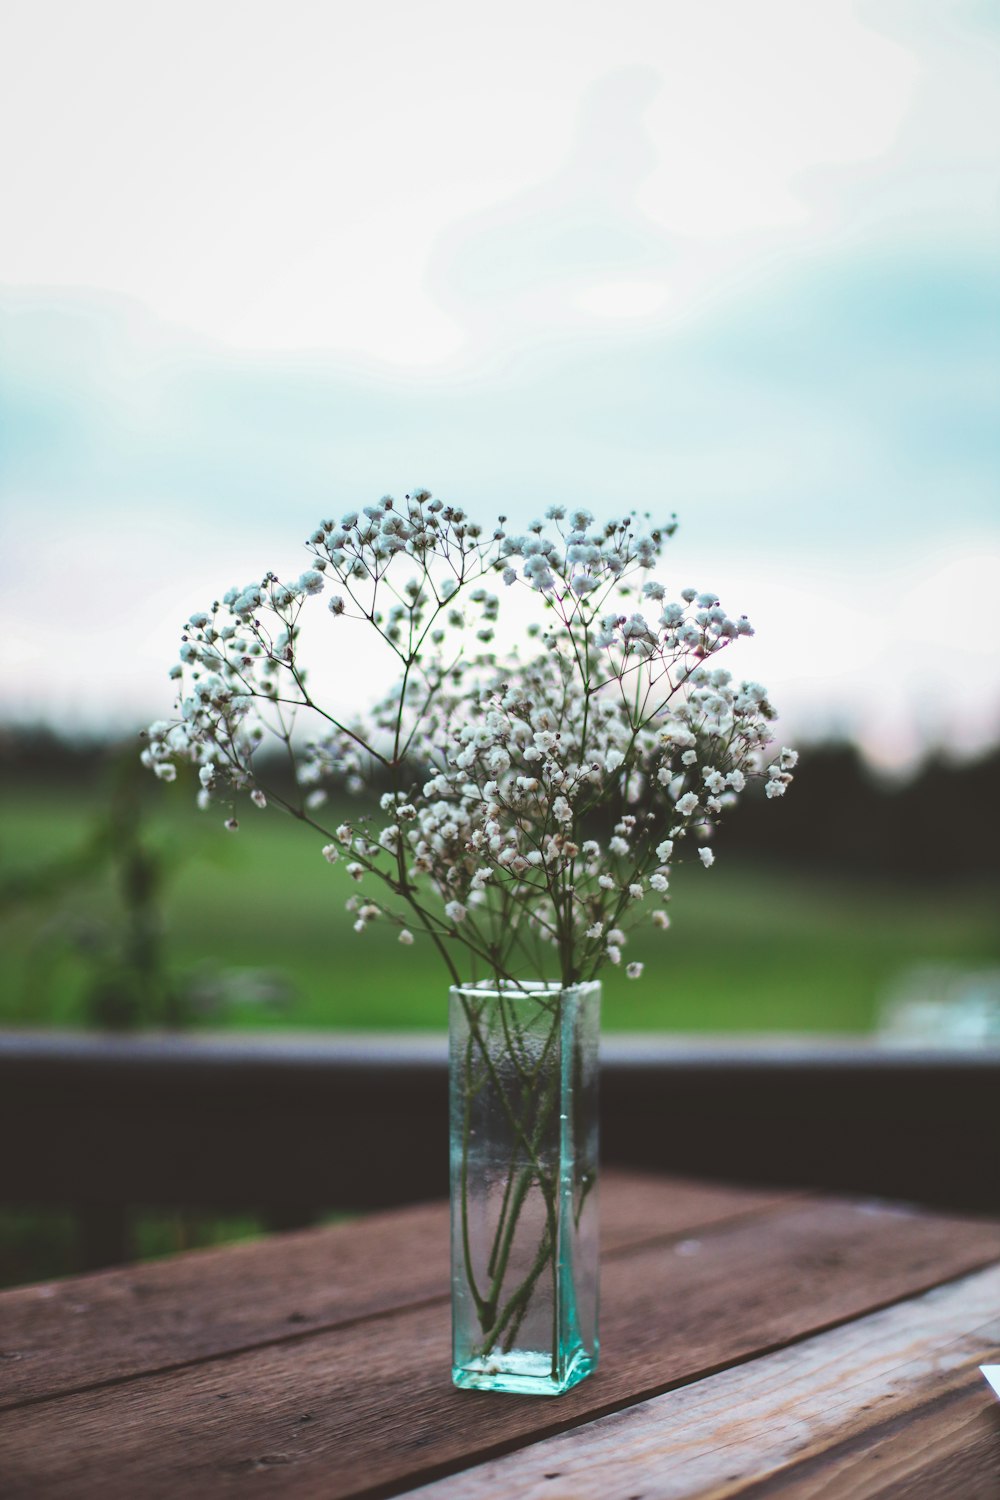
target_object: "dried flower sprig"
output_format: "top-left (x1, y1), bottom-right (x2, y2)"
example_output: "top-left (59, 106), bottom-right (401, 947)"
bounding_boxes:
top-left (143, 492), bottom-right (794, 987)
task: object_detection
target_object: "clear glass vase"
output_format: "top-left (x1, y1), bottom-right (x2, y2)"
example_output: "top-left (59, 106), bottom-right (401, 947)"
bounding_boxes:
top-left (449, 980), bottom-right (600, 1396)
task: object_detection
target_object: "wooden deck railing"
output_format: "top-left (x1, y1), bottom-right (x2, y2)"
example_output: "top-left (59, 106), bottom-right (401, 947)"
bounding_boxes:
top-left (1, 1031), bottom-right (997, 1268)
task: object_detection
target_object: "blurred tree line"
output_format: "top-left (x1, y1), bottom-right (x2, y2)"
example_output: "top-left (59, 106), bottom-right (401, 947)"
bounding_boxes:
top-left (721, 742), bottom-right (999, 882)
top-left (2, 724), bottom-right (998, 885)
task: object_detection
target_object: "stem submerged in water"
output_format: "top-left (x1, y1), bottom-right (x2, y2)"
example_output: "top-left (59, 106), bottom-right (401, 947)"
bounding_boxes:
top-left (456, 988), bottom-right (563, 1362)
top-left (450, 978), bottom-right (600, 1394)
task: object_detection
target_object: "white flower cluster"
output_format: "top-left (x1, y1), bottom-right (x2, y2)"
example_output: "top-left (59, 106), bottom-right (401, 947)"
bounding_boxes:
top-left (144, 493), bottom-right (794, 987)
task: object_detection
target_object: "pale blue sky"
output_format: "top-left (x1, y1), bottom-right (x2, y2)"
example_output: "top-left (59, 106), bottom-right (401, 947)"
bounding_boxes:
top-left (1, 0), bottom-right (998, 764)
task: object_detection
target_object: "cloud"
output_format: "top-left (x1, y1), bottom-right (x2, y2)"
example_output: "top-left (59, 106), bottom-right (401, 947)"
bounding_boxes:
top-left (2, 5), bottom-right (997, 741)
top-left (426, 68), bottom-right (672, 334)
top-left (2, 229), bottom-right (999, 753)
top-left (5, 222), bottom-right (996, 540)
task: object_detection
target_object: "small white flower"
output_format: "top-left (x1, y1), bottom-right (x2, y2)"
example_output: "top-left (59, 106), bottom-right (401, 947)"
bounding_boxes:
top-left (698, 846), bottom-right (715, 867)
top-left (251, 789), bottom-right (267, 809)
top-left (652, 910), bottom-right (671, 930)
top-left (150, 497), bottom-right (788, 973)
top-left (626, 962), bottom-right (644, 980)
top-left (224, 817), bottom-right (239, 832)
top-left (399, 929), bottom-right (414, 945)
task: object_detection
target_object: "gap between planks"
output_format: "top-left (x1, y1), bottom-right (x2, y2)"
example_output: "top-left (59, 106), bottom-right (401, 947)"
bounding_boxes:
top-left (1, 1197), bottom-right (999, 1500)
top-left (408, 1263), bottom-right (1000, 1500)
top-left (0, 1173), bottom-right (797, 1412)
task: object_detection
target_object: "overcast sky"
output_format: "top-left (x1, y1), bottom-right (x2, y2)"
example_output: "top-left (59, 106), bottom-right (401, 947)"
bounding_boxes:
top-left (2, 0), bottom-right (998, 765)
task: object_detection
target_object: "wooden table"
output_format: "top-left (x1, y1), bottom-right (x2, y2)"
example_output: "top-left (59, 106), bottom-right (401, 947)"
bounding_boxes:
top-left (2, 1171), bottom-right (999, 1498)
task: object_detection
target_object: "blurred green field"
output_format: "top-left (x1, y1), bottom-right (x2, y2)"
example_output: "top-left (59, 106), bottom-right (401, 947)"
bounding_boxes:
top-left (2, 783), bottom-right (998, 1033)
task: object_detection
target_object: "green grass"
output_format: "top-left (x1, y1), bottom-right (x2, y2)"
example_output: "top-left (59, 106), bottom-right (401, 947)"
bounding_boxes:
top-left (3, 781), bottom-right (999, 1288)
top-left (1, 784), bottom-right (998, 1033)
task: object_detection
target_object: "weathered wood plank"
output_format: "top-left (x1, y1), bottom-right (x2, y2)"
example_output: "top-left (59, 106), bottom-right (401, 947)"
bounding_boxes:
top-left (411, 1264), bottom-right (1000, 1500)
top-left (0, 1172), bottom-right (793, 1410)
top-left (1, 1197), bottom-right (998, 1498)
top-left (740, 1384), bottom-right (1000, 1498)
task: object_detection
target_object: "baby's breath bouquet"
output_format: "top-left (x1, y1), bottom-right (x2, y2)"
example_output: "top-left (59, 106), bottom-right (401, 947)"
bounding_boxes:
top-left (144, 491), bottom-right (794, 1395)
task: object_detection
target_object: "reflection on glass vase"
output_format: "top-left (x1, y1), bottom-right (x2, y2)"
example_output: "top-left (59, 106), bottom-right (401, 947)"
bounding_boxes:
top-left (449, 980), bottom-right (600, 1396)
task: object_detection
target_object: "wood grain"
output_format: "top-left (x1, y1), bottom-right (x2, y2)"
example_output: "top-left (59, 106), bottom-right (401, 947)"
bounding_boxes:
top-left (1, 1194), bottom-right (998, 1498)
top-left (412, 1264), bottom-right (1000, 1500)
top-left (740, 1383), bottom-right (1000, 1499)
top-left (0, 1172), bottom-right (793, 1410)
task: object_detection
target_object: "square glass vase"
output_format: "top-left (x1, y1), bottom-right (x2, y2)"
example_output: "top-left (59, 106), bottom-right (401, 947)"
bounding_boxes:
top-left (449, 980), bottom-right (600, 1396)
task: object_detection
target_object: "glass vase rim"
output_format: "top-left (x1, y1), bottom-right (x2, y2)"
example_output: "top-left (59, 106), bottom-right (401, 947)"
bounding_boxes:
top-left (449, 978), bottom-right (601, 1001)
